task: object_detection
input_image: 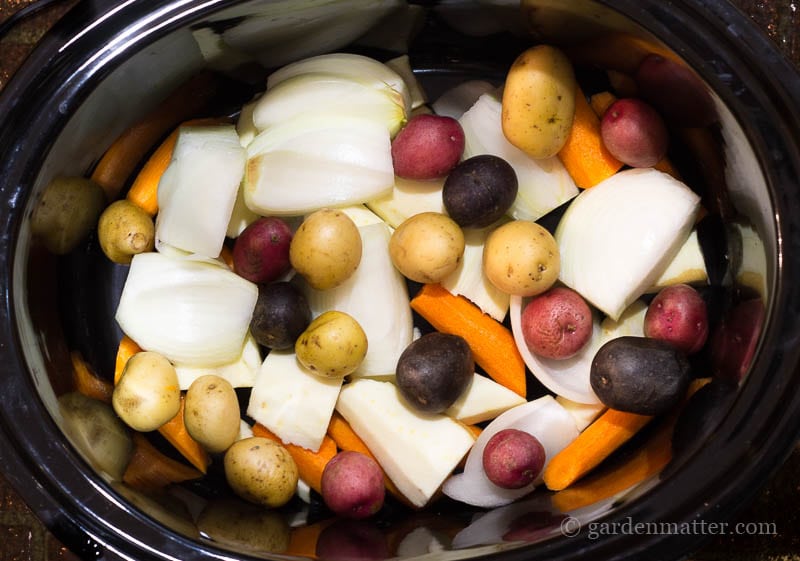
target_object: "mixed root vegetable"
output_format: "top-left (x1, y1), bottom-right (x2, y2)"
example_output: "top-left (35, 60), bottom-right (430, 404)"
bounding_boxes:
top-left (42, 31), bottom-right (769, 555)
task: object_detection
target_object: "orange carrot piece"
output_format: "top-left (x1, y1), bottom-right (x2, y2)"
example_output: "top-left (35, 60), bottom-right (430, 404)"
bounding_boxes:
top-left (327, 412), bottom-right (409, 503)
top-left (123, 432), bottom-right (203, 493)
top-left (558, 86), bottom-right (624, 189)
top-left (91, 72), bottom-right (220, 201)
top-left (159, 397), bottom-right (210, 474)
top-left (70, 350), bottom-right (113, 403)
top-left (252, 423), bottom-right (337, 495)
top-left (464, 424), bottom-right (483, 439)
top-left (114, 335), bottom-right (142, 384)
top-left (551, 418), bottom-right (671, 511)
top-left (589, 90), bottom-right (681, 181)
top-left (219, 244), bottom-right (235, 270)
top-left (543, 408), bottom-right (653, 491)
top-left (410, 283), bottom-right (526, 397)
top-left (126, 117), bottom-right (230, 215)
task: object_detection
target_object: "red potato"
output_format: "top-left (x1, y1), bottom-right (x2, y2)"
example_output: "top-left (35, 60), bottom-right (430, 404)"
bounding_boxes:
top-left (635, 54), bottom-right (717, 128)
top-left (482, 429), bottom-right (546, 489)
top-left (600, 98), bottom-right (669, 168)
top-left (232, 217), bottom-right (293, 283)
top-left (644, 284), bottom-right (709, 355)
top-left (321, 451), bottom-right (385, 519)
top-left (315, 519), bottom-right (389, 561)
top-left (709, 297), bottom-right (765, 382)
top-left (521, 287), bottom-right (593, 360)
top-left (391, 114), bottom-right (465, 180)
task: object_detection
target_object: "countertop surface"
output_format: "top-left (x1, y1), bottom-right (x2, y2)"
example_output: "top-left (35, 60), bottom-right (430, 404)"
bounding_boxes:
top-left (0, 1), bottom-right (799, 560)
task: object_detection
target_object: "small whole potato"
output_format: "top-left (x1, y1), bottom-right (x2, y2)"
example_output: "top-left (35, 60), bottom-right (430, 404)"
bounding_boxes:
top-left (483, 220), bottom-right (560, 297)
top-left (224, 437), bottom-right (298, 508)
top-left (321, 451), bottom-right (385, 519)
top-left (295, 311), bottom-right (368, 378)
top-left (521, 287), bottom-right (593, 359)
top-left (30, 176), bottom-right (106, 255)
top-left (391, 114), bottom-right (465, 180)
top-left (113, 351), bottom-right (180, 432)
top-left (501, 45), bottom-right (577, 159)
top-left (482, 428), bottom-right (546, 489)
top-left (600, 98), bottom-right (669, 168)
top-left (232, 216), bottom-right (293, 283)
top-left (389, 212), bottom-right (465, 283)
top-left (184, 375), bottom-right (241, 453)
top-left (290, 209), bottom-right (362, 290)
top-left (98, 199), bottom-right (155, 264)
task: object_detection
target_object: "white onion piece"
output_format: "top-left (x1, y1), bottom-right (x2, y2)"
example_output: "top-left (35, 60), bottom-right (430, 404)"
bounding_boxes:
top-left (432, 79), bottom-right (495, 119)
top-left (155, 126), bottom-right (245, 259)
top-left (252, 73), bottom-right (406, 136)
top-left (555, 168), bottom-right (701, 321)
top-left (115, 252), bottom-right (257, 367)
top-left (509, 298), bottom-right (648, 404)
top-left (245, 114), bottom-right (394, 216)
top-left (442, 396), bottom-right (578, 508)
top-left (459, 91), bottom-right (578, 222)
top-left (441, 224), bottom-right (510, 322)
top-left (267, 52), bottom-right (411, 115)
top-left (366, 175), bottom-right (446, 229)
top-left (301, 221), bottom-right (413, 377)
top-left (173, 332), bottom-right (261, 390)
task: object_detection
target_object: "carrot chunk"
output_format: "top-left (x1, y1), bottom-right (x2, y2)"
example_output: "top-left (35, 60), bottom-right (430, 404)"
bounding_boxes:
top-left (70, 350), bottom-right (113, 403)
top-left (123, 432), bottom-right (203, 492)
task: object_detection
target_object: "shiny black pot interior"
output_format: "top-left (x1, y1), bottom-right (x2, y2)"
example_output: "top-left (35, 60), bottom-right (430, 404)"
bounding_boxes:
top-left (1, 1), bottom-right (800, 560)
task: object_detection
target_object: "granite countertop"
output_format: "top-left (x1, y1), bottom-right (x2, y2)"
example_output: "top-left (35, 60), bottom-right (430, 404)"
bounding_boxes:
top-left (0, 1), bottom-right (798, 560)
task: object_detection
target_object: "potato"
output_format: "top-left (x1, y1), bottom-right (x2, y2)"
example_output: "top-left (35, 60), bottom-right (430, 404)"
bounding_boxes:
top-left (391, 114), bottom-right (465, 180)
top-left (30, 176), bottom-right (106, 255)
top-left (250, 281), bottom-right (311, 350)
top-left (482, 428), bottom-right (546, 489)
top-left (483, 220), bottom-right (559, 297)
top-left (600, 98), bottom-right (669, 168)
top-left (112, 351), bottom-right (180, 432)
top-left (295, 311), bottom-right (368, 378)
top-left (184, 375), bottom-right (241, 453)
top-left (395, 332), bottom-right (473, 414)
top-left (590, 336), bottom-right (690, 415)
top-left (290, 209), bottom-right (362, 290)
top-left (521, 287), bottom-right (593, 359)
top-left (232, 217), bottom-right (293, 283)
top-left (643, 284), bottom-right (709, 355)
top-left (224, 437), bottom-right (298, 508)
top-left (197, 499), bottom-right (290, 553)
top-left (501, 45), bottom-right (577, 159)
top-left (321, 451), bottom-right (385, 519)
top-left (443, 155), bottom-right (518, 228)
top-left (98, 199), bottom-right (155, 264)
top-left (389, 212), bottom-right (465, 283)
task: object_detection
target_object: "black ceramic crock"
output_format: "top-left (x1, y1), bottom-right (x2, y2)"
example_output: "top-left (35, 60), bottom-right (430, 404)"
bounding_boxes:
top-left (1, 1), bottom-right (800, 560)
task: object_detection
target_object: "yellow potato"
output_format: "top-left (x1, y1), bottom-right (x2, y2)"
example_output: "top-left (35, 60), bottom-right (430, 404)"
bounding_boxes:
top-left (224, 437), bottom-right (298, 508)
top-left (389, 212), bottom-right (465, 283)
top-left (184, 375), bottom-right (241, 453)
top-left (501, 45), bottom-right (577, 159)
top-left (97, 199), bottom-right (155, 264)
top-left (289, 209), bottom-right (362, 290)
top-left (295, 311), bottom-right (368, 378)
top-left (483, 220), bottom-right (560, 297)
top-left (197, 499), bottom-right (290, 553)
top-left (112, 351), bottom-right (180, 432)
